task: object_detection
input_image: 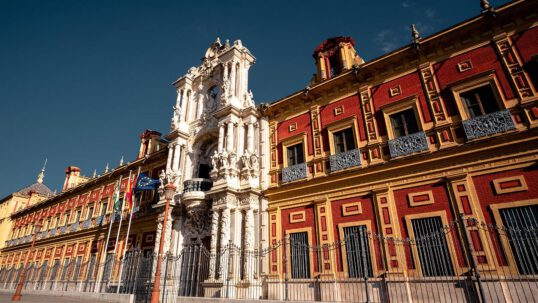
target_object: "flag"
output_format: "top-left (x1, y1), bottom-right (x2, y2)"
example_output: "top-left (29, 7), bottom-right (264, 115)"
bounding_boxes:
top-left (134, 173), bottom-right (160, 191)
top-left (126, 175), bottom-right (137, 209)
top-left (112, 180), bottom-right (122, 213)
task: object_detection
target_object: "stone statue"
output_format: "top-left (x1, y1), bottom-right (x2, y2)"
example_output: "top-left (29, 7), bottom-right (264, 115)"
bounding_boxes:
top-left (241, 150), bottom-right (250, 170)
top-left (229, 152), bottom-right (237, 169)
top-left (211, 150), bottom-right (219, 171)
top-left (220, 150), bottom-right (229, 169)
top-left (250, 154), bottom-right (259, 171)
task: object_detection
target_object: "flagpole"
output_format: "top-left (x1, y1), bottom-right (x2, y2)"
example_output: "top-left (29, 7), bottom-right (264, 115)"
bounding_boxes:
top-left (116, 167), bottom-right (141, 294)
top-left (92, 184), bottom-right (106, 293)
top-left (110, 170), bottom-right (131, 288)
top-left (97, 176), bottom-right (122, 292)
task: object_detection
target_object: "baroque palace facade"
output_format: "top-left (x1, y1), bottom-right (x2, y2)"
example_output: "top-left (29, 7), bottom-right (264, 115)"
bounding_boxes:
top-left (1, 0), bottom-right (538, 302)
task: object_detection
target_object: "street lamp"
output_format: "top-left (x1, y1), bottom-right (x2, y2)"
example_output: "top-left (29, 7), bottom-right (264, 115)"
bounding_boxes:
top-left (150, 180), bottom-right (176, 303)
top-left (12, 219), bottom-right (42, 301)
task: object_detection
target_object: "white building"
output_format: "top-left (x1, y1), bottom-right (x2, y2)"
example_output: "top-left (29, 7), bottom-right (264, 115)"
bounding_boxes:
top-left (154, 37), bottom-right (269, 300)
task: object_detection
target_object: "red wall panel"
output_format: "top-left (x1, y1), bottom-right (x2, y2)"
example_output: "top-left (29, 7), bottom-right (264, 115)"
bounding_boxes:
top-left (319, 94), bottom-right (367, 151)
top-left (280, 205), bottom-right (318, 273)
top-left (371, 72), bottom-right (431, 136)
top-left (330, 196), bottom-right (383, 271)
top-left (434, 45), bottom-right (515, 106)
top-left (277, 112), bottom-right (313, 164)
top-left (394, 183), bottom-right (466, 268)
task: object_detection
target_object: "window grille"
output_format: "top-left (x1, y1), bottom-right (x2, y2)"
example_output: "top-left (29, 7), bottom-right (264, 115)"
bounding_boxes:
top-left (289, 232), bottom-right (310, 279)
top-left (343, 225), bottom-right (373, 278)
top-left (500, 205), bottom-right (538, 274)
top-left (411, 217), bottom-right (454, 276)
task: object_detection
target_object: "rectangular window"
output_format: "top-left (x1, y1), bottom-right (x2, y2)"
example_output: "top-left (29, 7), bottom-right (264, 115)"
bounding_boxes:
top-left (390, 108), bottom-right (419, 138)
top-left (460, 85), bottom-right (500, 118)
top-left (101, 202), bottom-right (108, 216)
top-left (343, 225), bottom-right (373, 278)
top-left (50, 260), bottom-right (60, 281)
top-left (64, 214), bottom-right (70, 226)
top-left (333, 128), bottom-right (356, 154)
top-left (411, 217), bottom-right (454, 276)
top-left (289, 232), bottom-right (310, 279)
top-left (73, 256), bottom-right (82, 280)
top-left (60, 258), bottom-right (70, 280)
top-left (286, 143), bottom-right (304, 166)
top-left (499, 205), bottom-right (538, 274)
top-left (75, 210), bottom-right (81, 222)
top-left (88, 207), bottom-right (94, 219)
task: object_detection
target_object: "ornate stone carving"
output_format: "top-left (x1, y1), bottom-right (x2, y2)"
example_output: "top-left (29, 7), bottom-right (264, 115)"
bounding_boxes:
top-left (330, 148), bottom-right (362, 172)
top-left (282, 162), bottom-right (308, 183)
top-left (462, 109), bottom-right (515, 140)
top-left (388, 131), bottom-right (429, 158)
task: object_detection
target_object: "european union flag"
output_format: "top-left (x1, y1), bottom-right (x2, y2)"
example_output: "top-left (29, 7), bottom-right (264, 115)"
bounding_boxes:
top-left (134, 173), bottom-right (160, 191)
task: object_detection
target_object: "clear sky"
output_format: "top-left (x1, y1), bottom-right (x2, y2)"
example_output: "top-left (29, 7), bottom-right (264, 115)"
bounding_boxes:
top-left (0, 0), bottom-right (507, 196)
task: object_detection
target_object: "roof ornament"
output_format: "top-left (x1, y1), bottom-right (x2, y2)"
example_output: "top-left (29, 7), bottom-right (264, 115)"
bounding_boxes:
top-left (303, 85), bottom-right (311, 97)
top-left (480, 0), bottom-right (495, 14)
top-left (104, 163), bottom-right (110, 174)
top-left (37, 158), bottom-right (47, 184)
top-left (92, 169), bottom-right (97, 178)
top-left (411, 24), bottom-right (421, 51)
top-left (119, 156), bottom-right (124, 167)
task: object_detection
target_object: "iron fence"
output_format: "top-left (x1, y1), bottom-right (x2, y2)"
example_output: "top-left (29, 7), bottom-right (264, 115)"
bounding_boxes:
top-left (0, 215), bottom-right (537, 302)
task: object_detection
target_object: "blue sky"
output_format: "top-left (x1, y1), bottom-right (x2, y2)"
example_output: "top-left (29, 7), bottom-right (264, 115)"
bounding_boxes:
top-left (0, 0), bottom-right (507, 196)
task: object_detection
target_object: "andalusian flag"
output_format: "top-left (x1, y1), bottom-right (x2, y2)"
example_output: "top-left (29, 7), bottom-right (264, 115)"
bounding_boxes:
top-left (112, 179), bottom-right (122, 213)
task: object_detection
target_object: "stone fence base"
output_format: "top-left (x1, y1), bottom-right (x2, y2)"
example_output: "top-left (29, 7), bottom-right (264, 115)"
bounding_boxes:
top-left (0, 288), bottom-right (134, 303)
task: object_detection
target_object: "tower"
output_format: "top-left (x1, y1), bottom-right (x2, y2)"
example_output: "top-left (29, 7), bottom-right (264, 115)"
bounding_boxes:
top-left (160, 38), bottom-right (269, 299)
top-left (312, 36), bottom-right (364, 82)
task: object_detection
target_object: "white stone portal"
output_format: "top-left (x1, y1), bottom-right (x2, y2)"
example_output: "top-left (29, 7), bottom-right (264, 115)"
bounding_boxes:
top-left (158, 37), bottom-right (269, 299)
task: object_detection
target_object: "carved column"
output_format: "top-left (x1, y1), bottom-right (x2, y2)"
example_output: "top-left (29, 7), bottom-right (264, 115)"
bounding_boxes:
top-left (196, 83), bottom-right (204, 119)
top-left (208, 209), bottom-right (219, 280)
top-left (219, 208), bottom-right (231, 280)
top-left (226, 122), bottom-right (235, 152)
top-left (247, 122), bottom-right (254, 153)
top-left (166, 143), bottom-right (174, 172)
top-left (230, 61), bottom-right (237, 97)
top-left (237, 122), bottom-right (245, 156)
top-left (179, 89), bottom-right (188, 122)
top-left (243, 208), bottom-right (254, 281)
top-left (218, 124), bottom-right (225, 153)
top-left (223, 62), bottom-right (229, 93)
top-left (172, 144), bottom-right (181, 172)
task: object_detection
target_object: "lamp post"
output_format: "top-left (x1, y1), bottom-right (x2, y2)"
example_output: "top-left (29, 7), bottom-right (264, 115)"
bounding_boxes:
top-left (150, 181), bottom-right (176, 303)
top-left (12, 219), bottom-right (42, 301)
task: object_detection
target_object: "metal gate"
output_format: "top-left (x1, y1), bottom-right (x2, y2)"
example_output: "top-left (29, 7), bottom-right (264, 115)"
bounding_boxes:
top-left (133, 253), bottom-right (153, 303)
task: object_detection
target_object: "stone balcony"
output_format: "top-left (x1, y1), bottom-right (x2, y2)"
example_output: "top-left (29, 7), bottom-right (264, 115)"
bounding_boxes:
top-left (282, 162), bottom-right (308, 183)
top-left (388, 131), bottom-right (429, 158)
top-left (182, 178), bottom-right (213, 212)
top-left (463, 109), bottom-right (515, 140)
top-left (330, 148), bottom-right (362, 172)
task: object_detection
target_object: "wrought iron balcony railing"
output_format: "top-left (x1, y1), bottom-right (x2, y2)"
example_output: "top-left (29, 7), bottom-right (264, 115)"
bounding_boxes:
top-left (25, 235), bottom-right (31, 243)
top-left (60, 225), bottom-right (67, 234)
top-left (462, 109), bottom-right (515, 140)
top-left (50, 228), bottom-right (56, 237)
top-left (388, 131), bottom-right (429, 158)
top-left (82, 218), bottom-right (91, 229)
top-left (183, 178), bottom-right (213, 193)
top-left (330, 148), bottom-right (362, 172)
top-left (282, 162), bottom-right (308, 183)
top-left (95, 215), bottom-right (104, 226)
